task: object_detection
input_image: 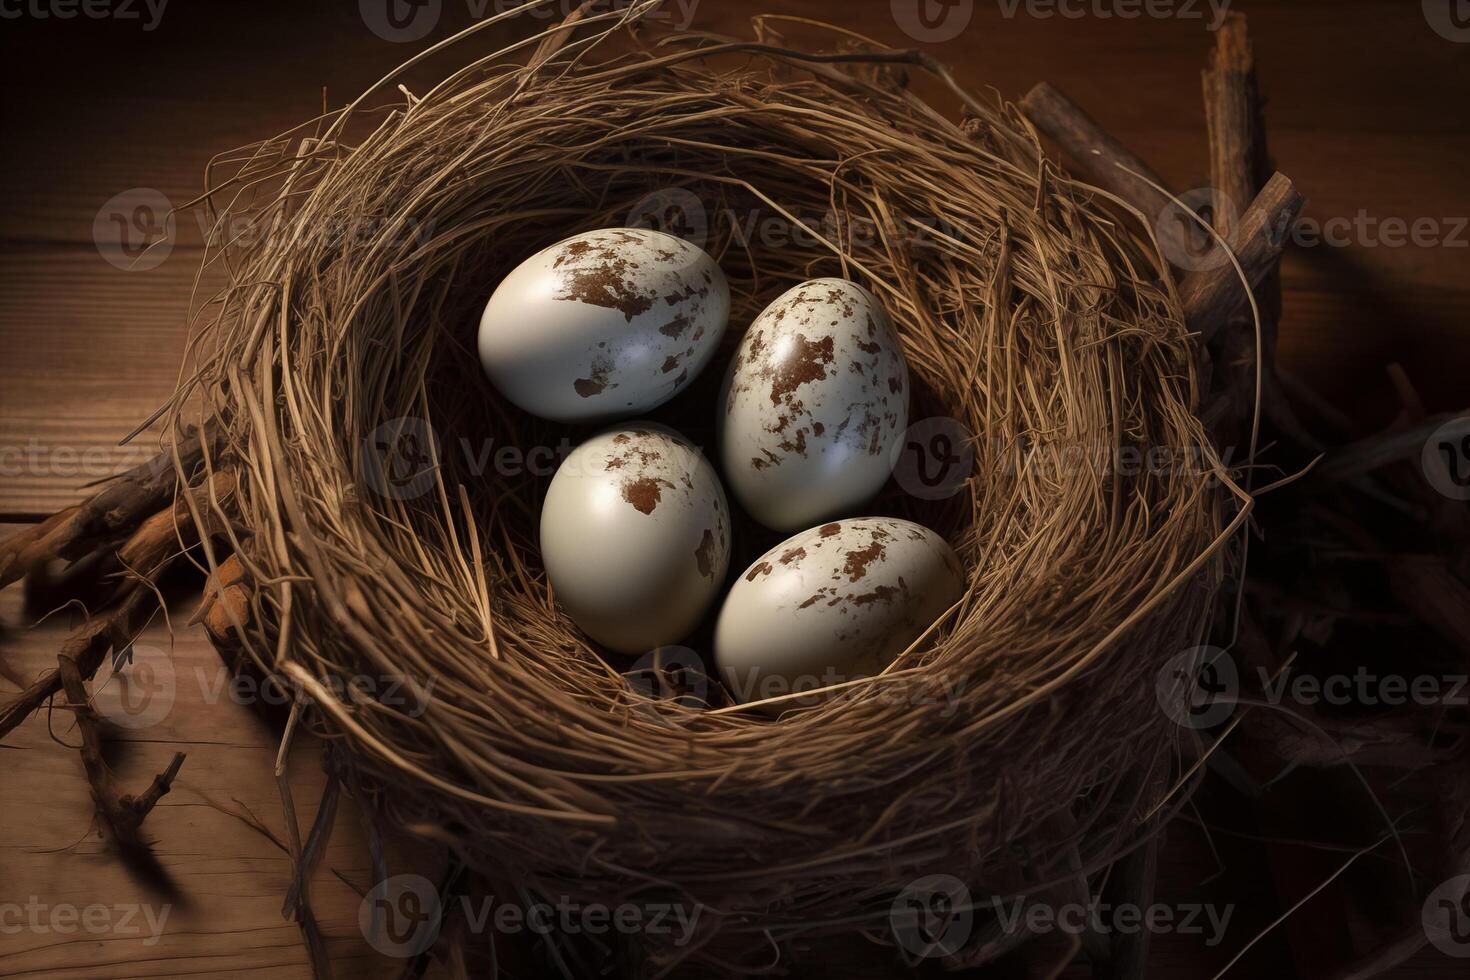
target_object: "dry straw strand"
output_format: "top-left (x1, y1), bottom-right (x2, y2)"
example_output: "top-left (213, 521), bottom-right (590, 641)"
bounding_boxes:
top-left (160, 4), bottom-right (1235, 972)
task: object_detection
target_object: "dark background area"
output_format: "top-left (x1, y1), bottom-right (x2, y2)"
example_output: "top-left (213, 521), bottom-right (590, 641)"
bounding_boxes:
top-left (0, 1), bottom-right (1466, 976)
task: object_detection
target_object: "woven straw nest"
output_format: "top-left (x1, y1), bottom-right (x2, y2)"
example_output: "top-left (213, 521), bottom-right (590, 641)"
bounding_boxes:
top-left (164, 2), bottom-right (1241, 974)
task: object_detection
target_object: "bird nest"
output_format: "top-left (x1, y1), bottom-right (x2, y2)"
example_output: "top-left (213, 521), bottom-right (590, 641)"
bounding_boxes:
top-left (161, 3), bottom-right (1238, 974)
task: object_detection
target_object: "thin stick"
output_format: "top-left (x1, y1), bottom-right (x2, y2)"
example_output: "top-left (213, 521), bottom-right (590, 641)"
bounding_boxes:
top-left (57, 655), bottom-right (186, 853)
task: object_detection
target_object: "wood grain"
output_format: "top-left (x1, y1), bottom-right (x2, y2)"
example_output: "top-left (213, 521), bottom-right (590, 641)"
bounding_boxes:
top-left (1, 3), bottom-right (1466, 515)
top-left (1, 1), bottom-right (1467, 976)
top-left (0, 535), bottom-right (421, 978)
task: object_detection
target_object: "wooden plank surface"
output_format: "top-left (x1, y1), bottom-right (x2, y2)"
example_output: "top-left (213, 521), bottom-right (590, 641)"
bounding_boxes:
top-left (1, 1), bottom-right (1466, 976)
top-left (0, 528), bottom-right (408, 978)
top-left (1, 1), bottom-right (1466, 515)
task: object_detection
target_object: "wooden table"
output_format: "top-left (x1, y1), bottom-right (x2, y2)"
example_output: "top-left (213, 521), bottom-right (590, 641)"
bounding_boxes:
top-left (1, 1), bottom-right (1465, 976)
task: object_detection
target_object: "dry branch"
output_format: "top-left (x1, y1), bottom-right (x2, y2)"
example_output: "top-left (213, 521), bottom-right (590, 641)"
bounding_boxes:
top-left (1176, 172), bottom-right (1304, 345)
top-left (1203, 14), bottom-right (1272, 248)
top-left (0, 585), bottom-right (157, 739)
top-left (1019, 81), bottom-right (1303, 347)
top-left (0, 423), bottom-right (216, 591)
top-left (1, 468), bottom-right (238, 741)
top-left (1020, 82), bottom-right (1173, 221)
top-left (1312, 411), bottom-right (1466, 485)
top-left (57, 655), bottom-right (186, 853)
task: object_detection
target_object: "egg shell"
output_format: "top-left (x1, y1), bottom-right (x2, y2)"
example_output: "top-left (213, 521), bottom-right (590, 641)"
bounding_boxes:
top-left (479, 228), bottom-right (729, 423)
top-left (714, 517), bottom-right (964, 704)
top-left (719, 278), bottom-right (908, 531)
top-left (540, 424), bottom-right (731, 654)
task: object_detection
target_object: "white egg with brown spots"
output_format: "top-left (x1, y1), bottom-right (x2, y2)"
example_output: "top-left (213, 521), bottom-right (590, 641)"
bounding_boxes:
top-left (719, 278), bottom-right (908, 531)
top-left (540, 425), bottom-right (730, 654)
top-left (479, 228), bottom-right (729, 423)
top-left (714, 518), bottom-right (963, 705)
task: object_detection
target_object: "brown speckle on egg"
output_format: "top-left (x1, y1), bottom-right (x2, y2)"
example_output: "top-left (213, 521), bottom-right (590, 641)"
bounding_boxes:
top-left (746, 561), bottom-right (774, 582)
top-left (842, 540), bottom-right (884, 581)
top-left (621, 476), bottom-right (672, 515)
top-left (695, 529), bottom-right (718, 579)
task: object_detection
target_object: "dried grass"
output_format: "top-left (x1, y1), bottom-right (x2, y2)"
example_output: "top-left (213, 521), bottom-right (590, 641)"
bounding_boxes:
top-left (161, 2), bottom-right (1239, 973)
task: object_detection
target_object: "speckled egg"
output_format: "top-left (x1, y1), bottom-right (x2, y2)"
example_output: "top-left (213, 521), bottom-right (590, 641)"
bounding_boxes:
top-left (479, 228), bottom-right (729, 423)
top-left (714, 518), bottom-right (964, 705)
top-left (540, 424), bottom-right (730, 654)
top-left (719, 278), bottom-right (908, 531)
